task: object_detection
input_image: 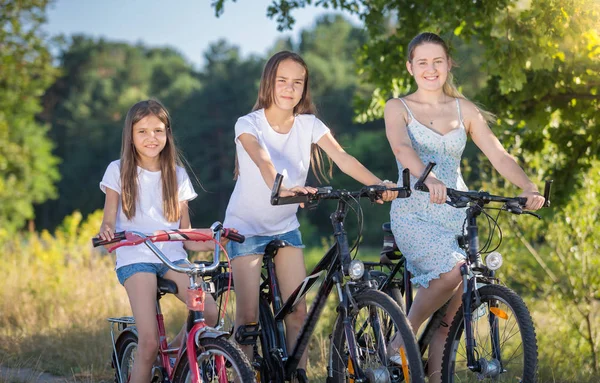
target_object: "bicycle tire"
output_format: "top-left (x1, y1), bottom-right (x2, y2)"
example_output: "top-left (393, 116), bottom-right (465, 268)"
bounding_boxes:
top-left (173, 336), bottom-right (256, 383)
top-left (330, 289), bottom-right (424, 383)
top-left (113, 331), bottom-right (137, 383)
top-left (441, 284), bottom-right (538, 382)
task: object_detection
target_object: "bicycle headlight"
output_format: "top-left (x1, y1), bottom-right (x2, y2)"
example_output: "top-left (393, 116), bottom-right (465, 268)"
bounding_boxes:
top-left (485, 251), bottom-right (503, 271)
top-left (349, 260), bottom-right (365, 280)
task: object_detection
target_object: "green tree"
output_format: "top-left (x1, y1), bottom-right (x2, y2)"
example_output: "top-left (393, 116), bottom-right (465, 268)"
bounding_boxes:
top-left (36, 37), bottom-right (201, 229)
top-left (214, 0), bottom-right (600, 205)
top-left (0, 0), bottom-right (60, 235)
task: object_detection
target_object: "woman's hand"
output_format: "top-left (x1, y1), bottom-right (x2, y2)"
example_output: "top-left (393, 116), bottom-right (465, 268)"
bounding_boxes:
top-left (424, 177), bottom-right (447, 204)
top-left (280, 185), bottom-right (318, 208)
top-left (377, 181), bottom-right (398, 204)
top-left (519, 190), bottom-right (545, 210)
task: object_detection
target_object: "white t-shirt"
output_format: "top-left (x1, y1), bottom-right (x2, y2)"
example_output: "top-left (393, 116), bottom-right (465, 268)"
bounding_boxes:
top-left (100, 160), bottom-right (198, 269)
top-left (224, 109), bottom-right (330, 237)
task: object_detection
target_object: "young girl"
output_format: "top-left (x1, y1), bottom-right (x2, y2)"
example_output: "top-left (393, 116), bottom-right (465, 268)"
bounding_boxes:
top-left (384, 32), bottom-right (545, 383)
top-left (223, 50), bottom-right (397, 382)
top-left (97, 99), bottom-right (219, 383)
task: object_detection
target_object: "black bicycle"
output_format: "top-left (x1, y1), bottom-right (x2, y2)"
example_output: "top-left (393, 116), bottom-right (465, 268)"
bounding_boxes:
top-left (211, 169), bottom-right (426, 382)
top-left (365, 162), bottom-right (552, 382)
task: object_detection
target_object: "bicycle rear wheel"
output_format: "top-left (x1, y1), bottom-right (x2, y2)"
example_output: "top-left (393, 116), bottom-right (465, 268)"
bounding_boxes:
top-left (441, 284), bottom-right (538, 382)
top-left (113, 331), bottom-right (137, 383)
top-left (174, 336), bottom-right (255, 383)
top-left (330, 289), bottom-right (424, 383)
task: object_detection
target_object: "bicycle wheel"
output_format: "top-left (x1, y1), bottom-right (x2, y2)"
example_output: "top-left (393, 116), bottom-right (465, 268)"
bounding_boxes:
top-left (173, 336), bottom-right (256, 382)
top-left (330, 289), bottom-right (424, 383)
top-left (113, 331), bottom-right (137, 383)
top-left (441, 284), bottom-right (538, 382)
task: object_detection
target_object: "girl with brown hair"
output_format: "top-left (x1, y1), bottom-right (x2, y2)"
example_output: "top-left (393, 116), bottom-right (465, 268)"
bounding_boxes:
top-left (97, 99), bottom-right (219, 383)
top-left (223, 51), bottom-right (397, 382)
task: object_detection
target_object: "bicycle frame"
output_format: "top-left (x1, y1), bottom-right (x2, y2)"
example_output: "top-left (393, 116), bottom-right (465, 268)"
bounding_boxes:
top-left (261, 196), bottom-right (375, 381)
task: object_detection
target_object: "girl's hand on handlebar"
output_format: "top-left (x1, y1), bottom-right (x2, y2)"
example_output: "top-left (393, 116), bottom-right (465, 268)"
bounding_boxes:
top-left (281, 185), bottom-right (318, 208)
top-left (424, 177), bottom-right (447, 204)
top-left (97, 223), bottom-right (116, 250)
top-left (378, 181), bottom-right (398, 204)
top-left (519, 190), bottom-right (545, 211)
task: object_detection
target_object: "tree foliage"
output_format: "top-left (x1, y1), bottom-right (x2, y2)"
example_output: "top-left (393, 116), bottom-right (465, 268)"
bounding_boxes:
top-left (0, 0), bottom-right (60, 235)
top-left (214, 0), bottom-right (600, 204)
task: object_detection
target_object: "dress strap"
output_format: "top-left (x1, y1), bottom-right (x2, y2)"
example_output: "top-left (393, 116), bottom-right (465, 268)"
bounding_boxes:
top-left (399, 98), bottom-right (415, 123)
top-left (455, 98), bottom-right (465, 125)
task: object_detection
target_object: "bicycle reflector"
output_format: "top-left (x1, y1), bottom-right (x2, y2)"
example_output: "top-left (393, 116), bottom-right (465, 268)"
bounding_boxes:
top-left (485, 251), bottom-right (503, 270)
top-left (349, 260), bottom-right (365, 280)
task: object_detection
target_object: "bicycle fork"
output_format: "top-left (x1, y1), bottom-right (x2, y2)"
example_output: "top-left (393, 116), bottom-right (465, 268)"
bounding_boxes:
top-left (461, 266), bottom-right (503, 377)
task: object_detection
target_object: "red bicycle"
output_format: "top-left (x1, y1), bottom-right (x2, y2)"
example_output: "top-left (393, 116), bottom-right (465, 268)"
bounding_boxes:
top-left (93, 222), bottom-right (255, 383)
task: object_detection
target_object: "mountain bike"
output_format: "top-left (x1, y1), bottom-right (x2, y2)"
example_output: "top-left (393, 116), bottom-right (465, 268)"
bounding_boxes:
top-left (212, 170), bottom-right (426, 382)
top-left (365, 162), bottom-right (552, 382)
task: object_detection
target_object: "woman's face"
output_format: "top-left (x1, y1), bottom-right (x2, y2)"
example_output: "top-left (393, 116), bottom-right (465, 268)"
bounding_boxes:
top-left (406, 43), bottom-right (450, 92)
top-left (272, 59), bottom-right (306, 111)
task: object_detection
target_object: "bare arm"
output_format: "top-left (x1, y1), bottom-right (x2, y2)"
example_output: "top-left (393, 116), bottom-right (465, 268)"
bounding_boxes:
top-left (98, 188), bottom-right (119, 241)
top-left (463, 100), bottom-right (544, 210)
top-left (179, 200), bottom-right (214, 252)
top-left (238, 133), bottom-right (316, 197)
top-left (316, 132), bottom-right (396, 202)
top-left (384, 98), bottom-right (446, 204)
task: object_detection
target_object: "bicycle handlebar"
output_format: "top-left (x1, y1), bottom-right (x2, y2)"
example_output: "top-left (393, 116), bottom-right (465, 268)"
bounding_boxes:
top-left (413, 162), bottom-right (552, 212)
top-left (270, 168), bottom-right (412, 206)
top-left (91, 222), bottom-right (244, 276)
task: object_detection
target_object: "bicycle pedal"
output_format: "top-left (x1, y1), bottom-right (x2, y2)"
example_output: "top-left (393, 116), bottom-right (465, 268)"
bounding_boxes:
top-left (235, 322), bottom-right (261, 345)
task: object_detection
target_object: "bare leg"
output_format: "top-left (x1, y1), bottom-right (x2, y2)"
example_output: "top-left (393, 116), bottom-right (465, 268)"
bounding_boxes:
top-left (426, 288), bottom-right (463, 383)
top-left (406, 262), bottom-right (463, 383)
top-left (231, 254), bottom-right (264, 361)
top-left (273, 246), bottom-right (309, 372)
top-left (123, 273), bottom-right (160, 383)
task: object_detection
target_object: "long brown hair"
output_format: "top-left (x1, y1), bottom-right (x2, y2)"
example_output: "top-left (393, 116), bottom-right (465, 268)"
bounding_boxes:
top-left (233, 51), bottom-right (332, 182)
top-left (407, 32), bottom-right (495, 123)
top-left (120, 99), bottom-right (183, 222)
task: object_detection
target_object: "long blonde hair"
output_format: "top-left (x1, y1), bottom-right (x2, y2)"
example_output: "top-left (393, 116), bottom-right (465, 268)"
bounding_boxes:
top-left (120, 99), bottom-right (183, 222)
top-left (233, 51), bottom-right (332, 182)
top-left (407, 32), bottom-right (495, 123)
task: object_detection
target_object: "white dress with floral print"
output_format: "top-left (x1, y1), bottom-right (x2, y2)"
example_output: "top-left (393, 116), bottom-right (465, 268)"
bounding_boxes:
top-left (390, 98), bottom-right (468, 288)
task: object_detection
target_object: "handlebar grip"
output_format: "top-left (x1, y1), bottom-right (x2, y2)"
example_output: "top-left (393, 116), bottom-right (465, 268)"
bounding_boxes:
top-left (516, 197), bottom-right (528, 207)
top-left (272, 194), bottom-right (312, 205)
top-left (92, 231), bottom-right (126, 247)
top-left (543, 180), bottom-right (553, 208)
top-left (402, 168), bottom-right (410, 189)
top-left (223, 228), bottom-right (245, 243)
top-left (414, 162), bottom-right (436, 192)
top-left (270, 173), bottom-right (284, 205)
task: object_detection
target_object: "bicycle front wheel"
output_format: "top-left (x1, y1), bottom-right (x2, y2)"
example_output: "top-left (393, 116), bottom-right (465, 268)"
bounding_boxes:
top-left (330, 289), bottom-right (424, 383)
top-left (174, 336), bottom-right (256, 383)
top-left (441, 284), bottom-right (538, 382)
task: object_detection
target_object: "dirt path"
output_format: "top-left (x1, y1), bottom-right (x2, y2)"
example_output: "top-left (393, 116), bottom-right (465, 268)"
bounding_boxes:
top-left (0, 367), bottom-right (73, 383)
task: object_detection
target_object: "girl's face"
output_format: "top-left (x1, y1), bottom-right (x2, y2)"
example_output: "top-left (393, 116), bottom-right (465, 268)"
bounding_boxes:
top-left (272, 59), bottom-right (306, 111)
top-left (132, 114), bottom-right (167, 165)
top-left (406, 43), bottom-right (450, 91)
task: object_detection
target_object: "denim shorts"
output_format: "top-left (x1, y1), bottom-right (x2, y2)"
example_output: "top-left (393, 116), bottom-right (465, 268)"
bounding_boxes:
top-left (226, 228), bottom-right (305, 260)
top-left (116, 259), bottom-right (190, 285)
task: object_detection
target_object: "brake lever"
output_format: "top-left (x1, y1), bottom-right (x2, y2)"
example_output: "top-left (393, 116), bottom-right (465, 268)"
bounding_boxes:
top-left (523, 211), bottom-right (541, 219)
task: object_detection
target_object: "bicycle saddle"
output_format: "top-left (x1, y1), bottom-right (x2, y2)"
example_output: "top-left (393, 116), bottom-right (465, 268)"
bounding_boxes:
top-left (157, 277), bottom-right (178, 295)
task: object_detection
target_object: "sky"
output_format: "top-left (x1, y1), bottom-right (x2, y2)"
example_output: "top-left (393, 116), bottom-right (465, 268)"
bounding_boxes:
top-left (44, 0), bottom-right (361, 69)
